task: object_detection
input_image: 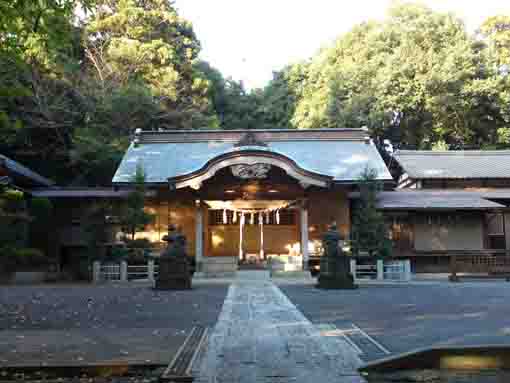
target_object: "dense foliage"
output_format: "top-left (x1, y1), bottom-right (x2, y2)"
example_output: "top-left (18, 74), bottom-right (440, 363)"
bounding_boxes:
top-left (260, 4), bottom-right (510, 150)
top-left (0, 189), bottom-right (50, 271)
top-left (0, 1), bottom-right (509, 186)
top-left (0, 0), bottom-right (220, 185)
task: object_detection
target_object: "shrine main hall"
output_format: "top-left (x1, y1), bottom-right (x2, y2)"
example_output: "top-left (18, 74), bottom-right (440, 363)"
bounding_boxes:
top-left (112, 128), bottom-right (392, 275)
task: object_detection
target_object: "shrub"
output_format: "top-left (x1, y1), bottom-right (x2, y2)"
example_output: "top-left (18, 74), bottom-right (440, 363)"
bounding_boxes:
top-left (124, 238), bottom-right (153, 249)
top-left (126, 249), bottom-right (147, 264)
top-left (0, 189), bottom-right (25, 212)
top-left (14, 248), bottom-right (48, 267)
top-left (0, 247), bottom-right (48, 271)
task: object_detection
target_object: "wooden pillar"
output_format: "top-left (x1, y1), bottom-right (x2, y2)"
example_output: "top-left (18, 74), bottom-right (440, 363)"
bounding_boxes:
top-left (300, 203), bottom-right (309, 270)
top-left (505, 213), bottom-right (510, 253)
top-left (239, 213), bottom-right (244, 261)
top-left (260, 219), bottom-right (265, 260)
top-left (195, 201), bottom-right (203, 271)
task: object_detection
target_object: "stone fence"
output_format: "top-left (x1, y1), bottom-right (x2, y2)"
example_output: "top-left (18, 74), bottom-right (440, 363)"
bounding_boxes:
top-left (349, 259), bottom-right (412, 282)
top-left (92, 260), bottom-right (158, 283)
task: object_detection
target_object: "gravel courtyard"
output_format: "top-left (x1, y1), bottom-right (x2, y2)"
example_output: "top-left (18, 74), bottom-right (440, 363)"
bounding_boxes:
top-left (0, 283), bottom-right (228, 366)
top-left (280, 282), bottom-right (510, 361)
top-left (5, 279), bottom-right (510, 371)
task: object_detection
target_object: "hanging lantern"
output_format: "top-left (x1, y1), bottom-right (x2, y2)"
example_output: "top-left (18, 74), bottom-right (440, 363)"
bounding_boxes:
top-left (266, 211), bottom-right (270, 224)
top-left (240, 212), bottom-right (245, 225)
top-left (250, 212), bottom-right (255, 225)
top-left (233, 211), bottom-right (237, 223)
top-left (259, 213), bottom-right (263, 225)
top-left (276, 209), bottom-right (280, 225)
top-left (223, 209), bottom-right (228, 224)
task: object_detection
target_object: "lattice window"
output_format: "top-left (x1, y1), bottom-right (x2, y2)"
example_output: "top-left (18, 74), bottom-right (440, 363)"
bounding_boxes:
top-left (486, 213), bottom-right (506, 249)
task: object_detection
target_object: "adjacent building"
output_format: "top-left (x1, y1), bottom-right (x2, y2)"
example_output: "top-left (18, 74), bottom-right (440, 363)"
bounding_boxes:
top-left (376, 150), bottom-right (510, 272)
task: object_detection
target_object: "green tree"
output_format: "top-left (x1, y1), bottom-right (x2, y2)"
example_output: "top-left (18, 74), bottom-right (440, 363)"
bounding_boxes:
top-left (0, 0), bottom-right (222, 186)
top-left (85, 0), bottom-right (217, 129)
top-left (0, 0), bottom-right (95, 64)
top-left (276, 3), bottom-right (509, 150)
top-left (259, 64), bottom-right (309, 129)
top-left (478, 15), bottom-right (510, 147)
top-left (121, 163), bottom-right (155, 240)
top-left (351, 167), bottom-right (390, 257)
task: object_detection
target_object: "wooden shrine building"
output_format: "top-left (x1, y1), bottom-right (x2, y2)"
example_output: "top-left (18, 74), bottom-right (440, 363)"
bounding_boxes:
top-left (112, 128), bottom-right (392, 275)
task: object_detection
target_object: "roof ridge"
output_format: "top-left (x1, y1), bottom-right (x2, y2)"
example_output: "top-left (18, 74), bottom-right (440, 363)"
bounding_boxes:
top-left (396, 150), bottom-right (510, 156)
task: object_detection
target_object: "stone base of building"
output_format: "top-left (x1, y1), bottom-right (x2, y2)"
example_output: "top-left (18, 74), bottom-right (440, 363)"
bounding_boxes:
top-left (194, 271), bottom-right (237, 279)
top-left (199, 256), bottom-right (238, 277)
top-left (270, 270), bottom-right (313, 279)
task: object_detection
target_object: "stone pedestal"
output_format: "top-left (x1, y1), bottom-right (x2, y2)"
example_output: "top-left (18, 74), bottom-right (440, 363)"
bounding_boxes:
top-left (156, 256), bottom-right (191, 290)
top-left (318, 256), bottom-right (357, 289)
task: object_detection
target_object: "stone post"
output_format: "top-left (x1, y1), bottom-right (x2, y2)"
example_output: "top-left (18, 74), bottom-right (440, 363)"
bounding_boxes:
top-left (148, 259), bottom-right (155, 282)
top-left (350, 259), bottom-right (357, 281)
top-left (376, 259), bottom-right (384, 281)
top-left (92, 261), bottom-right (101, 283)
top-left (195, 201), bottom-right (203, 272)
top-left (404, 260), bottom-right (412, 281)
top-left (120, 260), bottom-right (128, 282)
top-left (505, 213), bottom-right (510, 253)
top-left (300, 203), bottom-right (309, 270)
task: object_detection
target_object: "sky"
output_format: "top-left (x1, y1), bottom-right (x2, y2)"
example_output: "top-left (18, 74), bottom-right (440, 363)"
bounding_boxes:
top-left (174, 0), bottom-right (510, 89)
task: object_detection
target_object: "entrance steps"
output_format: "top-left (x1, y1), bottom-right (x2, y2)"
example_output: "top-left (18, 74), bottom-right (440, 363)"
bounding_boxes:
top-left (196, 256), bottom-right (237, 278)
top-left (236, 270), bottom-right (270, 280)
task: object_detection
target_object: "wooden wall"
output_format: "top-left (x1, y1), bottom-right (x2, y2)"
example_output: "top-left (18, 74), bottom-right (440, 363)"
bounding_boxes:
top-left (413, 213), bottom-right (485, 251)
top-left (307, 188), bottom-right (351, 241)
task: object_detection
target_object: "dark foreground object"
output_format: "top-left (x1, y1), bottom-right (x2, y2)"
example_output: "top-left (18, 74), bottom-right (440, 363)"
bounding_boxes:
top-left (156, 256), bottom-right (191, 290)
top-left (362, 345), bottom-right (510, 383)
top-left (317, 224), bottom-right (356, 289)
top-left (156, 226), bottom-right (192, 290)
top-left (0, 364), bottom-right (165, 382)
top-left (317, 257), bottom-right (357, 289)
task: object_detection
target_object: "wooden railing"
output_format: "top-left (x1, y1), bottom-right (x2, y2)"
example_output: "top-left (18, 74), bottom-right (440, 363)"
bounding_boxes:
top-left (450, 254), bottom-right (510, 282)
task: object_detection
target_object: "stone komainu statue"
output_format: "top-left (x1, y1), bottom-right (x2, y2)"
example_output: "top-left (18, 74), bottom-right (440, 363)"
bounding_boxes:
top-left (322, 223), bottom-right (342, 259)
top-left (156, 225), bottom-right (192, 290)
top-left (161, 225), bottom-right (187, 259)
top-left (318, 223), bottom-right (356, 289)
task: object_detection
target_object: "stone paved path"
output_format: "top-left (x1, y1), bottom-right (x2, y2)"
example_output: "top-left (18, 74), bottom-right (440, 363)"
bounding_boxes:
top-left (198, 272), bottom-right (365, 382)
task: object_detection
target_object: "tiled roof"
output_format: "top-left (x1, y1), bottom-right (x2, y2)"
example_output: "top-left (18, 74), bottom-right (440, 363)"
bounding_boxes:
top-left (349, 190), bottom-right (509, 210)
top-left (0, 154), bottom-right (54, 187)
top-left (394, 150), bottom-right (510, 179)
top-left (113, 129), bottom-right (393, 184)
top-left (30, 188), bottom-right (133, 198)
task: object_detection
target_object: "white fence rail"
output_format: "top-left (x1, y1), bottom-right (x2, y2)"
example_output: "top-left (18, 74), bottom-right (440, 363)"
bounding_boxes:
top-left (93, 260), bottom-right (158, 283)
top-left (350, 259), bottom-right (411, 282)
top-left (99, 264), bottom-right (121, 281)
